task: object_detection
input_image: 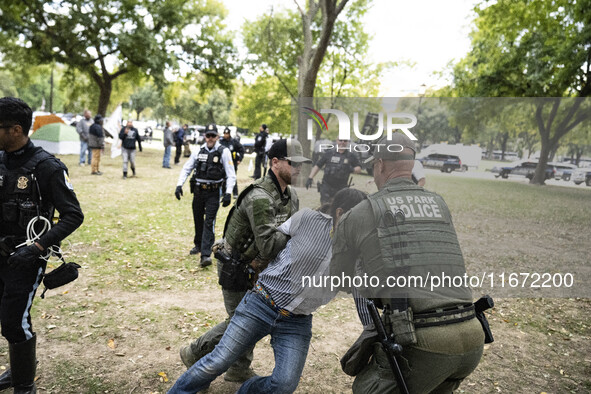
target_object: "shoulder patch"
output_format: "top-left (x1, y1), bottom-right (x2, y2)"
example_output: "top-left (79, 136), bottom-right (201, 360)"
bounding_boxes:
top-left (64, 170), bottom-right (74, 190)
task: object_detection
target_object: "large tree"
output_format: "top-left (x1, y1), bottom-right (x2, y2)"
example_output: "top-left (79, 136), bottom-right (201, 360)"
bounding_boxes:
top-left (241, 0), bottom-right (387, 155)
top-left (453, 0), bottom-right (591, 184)
top-left (0, 0), bottom-right (239, 116)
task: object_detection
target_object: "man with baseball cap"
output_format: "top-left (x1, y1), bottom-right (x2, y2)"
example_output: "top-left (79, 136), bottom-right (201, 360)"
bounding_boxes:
top-left (220, 127), bottom-right (244, 198)
top-left (331, 133), bottom-right (484, 393)
top-left (174, 123), bottom-right (236, 267)
top-left (178, 137), bottom-right (311, 383)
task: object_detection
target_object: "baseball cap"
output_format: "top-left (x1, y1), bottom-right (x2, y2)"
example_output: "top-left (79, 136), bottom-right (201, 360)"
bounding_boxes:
top-left (205, 123), bottom-right (218, 136)
top-left (261, 124), bottom-right (268, 130)
top-left (267, 138), bottom-right (312, 163)
top-left (363, 133), bottom-right (416, 164)
top-left (94, 115), bottom-right (103, 123)
top-left (223, 127), bottom-right (231, 134)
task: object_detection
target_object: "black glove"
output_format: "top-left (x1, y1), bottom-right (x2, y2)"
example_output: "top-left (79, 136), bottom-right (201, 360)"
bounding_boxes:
top-left (8, 244), bottom-right (43, 270)
top-left (175, 186), bottom-right (183, 200)
top-left (222, 193), bottom-right (231, 207)
top-left (305, 178), bottom-right (313, 189)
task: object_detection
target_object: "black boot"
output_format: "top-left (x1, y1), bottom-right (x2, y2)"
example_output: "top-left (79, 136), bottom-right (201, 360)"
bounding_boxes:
top-left (123, 171), bottom-right (127, 179)
top-left (9, 334), bottom-right (36, 394)
top-left (0, 367), bottom-right (12, 390)
top-left (131, 167), bottom-right (136, 177)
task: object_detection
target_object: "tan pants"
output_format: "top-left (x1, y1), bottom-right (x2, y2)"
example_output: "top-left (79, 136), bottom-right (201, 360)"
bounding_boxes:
top-left (91, 149), bottom-right (102, 173)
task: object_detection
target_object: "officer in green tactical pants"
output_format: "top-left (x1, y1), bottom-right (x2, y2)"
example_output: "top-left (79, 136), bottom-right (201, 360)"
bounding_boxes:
top-left (331, 133), bottom-right (484, 393)
top-left (180, 138), bottom-right (310, 383)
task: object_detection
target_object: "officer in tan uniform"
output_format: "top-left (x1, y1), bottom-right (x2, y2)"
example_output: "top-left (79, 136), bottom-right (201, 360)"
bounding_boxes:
top-left (331, 133), bottom-right (484, 393)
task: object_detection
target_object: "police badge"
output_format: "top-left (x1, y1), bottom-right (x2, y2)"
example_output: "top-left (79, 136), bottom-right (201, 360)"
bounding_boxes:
top-left (17, 176), bottom-right (29, 189)
top-left (213, 156), bottom-right (219, 163)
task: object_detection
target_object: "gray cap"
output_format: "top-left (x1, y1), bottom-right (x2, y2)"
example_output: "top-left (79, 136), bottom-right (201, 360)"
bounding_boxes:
top-left (363, 133), bottom-right (416, 164)
top-left (267, 138), bottom-right (312, 163)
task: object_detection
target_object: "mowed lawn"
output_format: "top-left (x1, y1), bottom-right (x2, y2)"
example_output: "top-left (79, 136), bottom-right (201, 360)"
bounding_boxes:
top-left (1, 146), bottom-right (589, 393)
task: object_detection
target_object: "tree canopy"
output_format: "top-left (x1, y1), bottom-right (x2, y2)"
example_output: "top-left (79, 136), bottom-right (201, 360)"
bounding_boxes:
top-left (0, 0), bottom-right (240, 116)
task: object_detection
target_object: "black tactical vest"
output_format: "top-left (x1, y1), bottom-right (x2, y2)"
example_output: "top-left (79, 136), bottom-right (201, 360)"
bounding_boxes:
top-left (323, 151), bottom-right (353, 187)
top-left (0, 148), bottom-right (54, 237)
top-left (193, 145), bottom-right (226, 181)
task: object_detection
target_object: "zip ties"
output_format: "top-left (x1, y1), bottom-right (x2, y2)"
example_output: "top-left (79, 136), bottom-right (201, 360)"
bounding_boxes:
top-left (14, 215), bottom-right (52, 250)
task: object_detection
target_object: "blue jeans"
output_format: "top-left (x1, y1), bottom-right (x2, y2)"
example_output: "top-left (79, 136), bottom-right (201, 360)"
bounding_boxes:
top-left (79, 141), bottom-right (92, 164)
top-left (168, 291), bottom-right (312, 394)
top-left (163, 145), bottom-right (172, 167)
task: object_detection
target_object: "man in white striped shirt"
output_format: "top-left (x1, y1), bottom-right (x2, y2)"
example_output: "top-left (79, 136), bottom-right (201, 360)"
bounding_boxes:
top-left (169, 188), bottom-right (367, 394)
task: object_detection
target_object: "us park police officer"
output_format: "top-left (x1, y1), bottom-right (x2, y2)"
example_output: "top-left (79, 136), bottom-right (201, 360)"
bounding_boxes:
top-left (331, 133), bottom-right (484, 393)
top-left (306, 138), bottom-right (361, 205)
top-left (175, 124), bottom-right (236, 267)
top-left (0, 97), bottom-right (84, 394)
top-left (219, 127), bottom-right (244, 198)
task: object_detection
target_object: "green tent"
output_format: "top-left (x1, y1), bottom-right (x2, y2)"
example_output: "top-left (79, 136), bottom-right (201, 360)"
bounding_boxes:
top-left (31, 123), bottom-right (79, 154)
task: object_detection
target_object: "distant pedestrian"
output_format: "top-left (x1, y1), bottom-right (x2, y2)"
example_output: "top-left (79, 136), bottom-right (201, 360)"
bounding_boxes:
top-left (175, 124), bottom-right (187, 165)
top-left (76, 109), bottom-right (93, 166)
top-left (162, 121), bottom-right (174, 169)
top-left (88, 114), bottom-right (105, 175)
top-left (118, 120), bottom-right (142, 179)
top-left (220, 127), bottom-right (245, 197)
top-left (252, 124), bottom-right (270, 179)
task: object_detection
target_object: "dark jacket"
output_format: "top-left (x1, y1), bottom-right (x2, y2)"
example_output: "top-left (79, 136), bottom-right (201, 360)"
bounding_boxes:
top-left (220, 137), bottom-right (245, 165)
top-left (119, 127), bottom-right (142, 151)
top-left (88, 123), bottom-right (105, 149)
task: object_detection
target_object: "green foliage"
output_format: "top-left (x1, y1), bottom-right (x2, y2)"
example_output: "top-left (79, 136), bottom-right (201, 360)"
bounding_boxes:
top-left (131, 84), bottom-right (161, 120)
top-left (0, 0), bottom-right (240, 115)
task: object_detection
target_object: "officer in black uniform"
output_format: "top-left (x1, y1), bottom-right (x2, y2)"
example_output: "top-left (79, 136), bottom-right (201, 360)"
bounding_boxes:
top-left (175, 124), bottom-right (236, 267)
top-left (252, 124), bottom-right (269, 180)
top-left (0, 97), bottom-right (84, 394)
top-left (219, 127), bottom-right (244, 198)
top-left (306, 138), bottom-right (362, 205)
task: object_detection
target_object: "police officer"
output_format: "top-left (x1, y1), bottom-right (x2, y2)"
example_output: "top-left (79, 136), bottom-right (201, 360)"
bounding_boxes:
top-left (179, 138), bottom-right (311, 383)
top-left (331, 133), bottom-right (484, 393)
top-left (306, 138), bottom-right (361, 205)
top-left (252, 124), bottom-right (270, 180)
top-left (219, 127), bottom-right (244, 198)
top-left (0, 97), bottom-right (84, 394)
top-left (175, 124), bottom-right (236, 267)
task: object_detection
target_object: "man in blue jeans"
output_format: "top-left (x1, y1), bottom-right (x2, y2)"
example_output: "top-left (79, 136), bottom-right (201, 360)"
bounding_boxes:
top-left (168, 188), bottom-right (367, 394)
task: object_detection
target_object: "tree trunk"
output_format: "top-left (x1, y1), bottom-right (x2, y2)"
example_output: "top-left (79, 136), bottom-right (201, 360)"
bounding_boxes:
top-left (531, 139), bottom-right (551, 185)
top-left (499, 132), bottom-right (509, 160)
top-left (97, 78), bottom-right (112, 117)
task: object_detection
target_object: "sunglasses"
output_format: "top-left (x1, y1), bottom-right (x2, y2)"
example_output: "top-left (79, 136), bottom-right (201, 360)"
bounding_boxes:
top-left (205, 134), bottom-right (217, 138)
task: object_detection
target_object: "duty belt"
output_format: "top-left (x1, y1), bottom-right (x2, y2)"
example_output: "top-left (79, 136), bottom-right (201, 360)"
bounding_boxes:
top-left (413, 304), bottom-right (475, 328)
top-left (199, 183), bottom-right (221, 191)
top-left (254, 282), bottom-right (303, 318)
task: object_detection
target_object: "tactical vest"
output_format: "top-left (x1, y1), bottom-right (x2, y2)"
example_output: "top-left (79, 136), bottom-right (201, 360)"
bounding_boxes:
top-left (365, 181), bottom-right (472, 303)
top-left (224, 176), bottom-right (296, 261)
top-left (0, 148), bottom-right (55, 237)
top-left (220, 139), bottom-right (238, 162)
top-left (323, 151), bottom-right (353, 187)
top-left (193, 145), bottom-right (226, 181)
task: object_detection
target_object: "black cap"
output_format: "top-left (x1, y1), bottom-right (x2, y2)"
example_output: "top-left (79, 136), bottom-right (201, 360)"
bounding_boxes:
top-left (94, 115), bottom-right (103, 123)
top-left (205, 123), bottom-right (218, 136)
top-left (261, 124), bottom-right (268, 130)
top-left (223, 127), bottom-right (231, 134)
top-left (267, 138), bottom-right (312, 163)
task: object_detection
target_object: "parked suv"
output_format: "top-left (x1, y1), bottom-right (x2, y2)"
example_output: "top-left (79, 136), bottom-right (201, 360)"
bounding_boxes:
top-left (572, 167), bottom-right (591, 186)
top-left (419, 153), bottom-right (462, 173)
top-left (550, 163), bottom-right (577, 181)
top-left (492, 161), bottom-right (555, 180)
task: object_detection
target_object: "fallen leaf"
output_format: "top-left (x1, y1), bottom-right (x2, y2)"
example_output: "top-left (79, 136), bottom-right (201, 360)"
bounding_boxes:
top-left (158, 372), bottom-right (169, 383)
top-left (107, 338), bottom-right (116, 349)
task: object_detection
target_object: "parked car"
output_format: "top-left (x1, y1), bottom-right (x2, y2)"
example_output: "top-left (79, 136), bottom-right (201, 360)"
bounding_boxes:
top-left (418, 153), bottom-right (462, 173)
top-left (572, 167), bottom-right (591, 186)
top-left (492, 160), bottom-right (555, 180)
top-left (549, 162), bottom-right (577, 181)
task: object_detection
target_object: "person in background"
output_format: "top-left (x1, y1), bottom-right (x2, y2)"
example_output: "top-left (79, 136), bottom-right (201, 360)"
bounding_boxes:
top-left (220, 127), bottom-right (245, 198)
top-left (88, 114), bottom-right (105, 175)
top-left (252, 124), bottom-right (269, 180)
top-left (174, 124), bottom-right (187, 165)
top-left (412, 159), bottom-right (426, 186)
top-left (76, 109), bottom-right (93, 166)
top-left (118, 120), bottom-right (142, 179)
top-left (162, 121), bottom-right (174, 169)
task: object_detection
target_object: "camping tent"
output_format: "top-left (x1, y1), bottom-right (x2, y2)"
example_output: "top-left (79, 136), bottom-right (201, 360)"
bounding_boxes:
top-left (31, 123), bottom-right (79, 155)
top-left (32, 114), bottom-right (65, 132)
